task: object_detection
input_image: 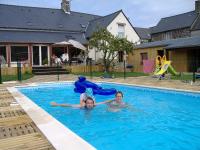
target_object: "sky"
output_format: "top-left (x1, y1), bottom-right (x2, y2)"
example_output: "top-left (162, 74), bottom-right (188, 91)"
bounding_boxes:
top-left (0, 0), bottom-right (196, 28)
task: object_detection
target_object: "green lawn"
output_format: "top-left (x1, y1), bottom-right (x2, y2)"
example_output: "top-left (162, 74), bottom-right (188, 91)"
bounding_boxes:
top-left (73, 71), bottom-right (200, 81)
top-left (1, 73), bottom-right (34, 82)
top-left (73, 71), bottom-right (148, 78)
top-left (171, 73), bottom-right (200, 81)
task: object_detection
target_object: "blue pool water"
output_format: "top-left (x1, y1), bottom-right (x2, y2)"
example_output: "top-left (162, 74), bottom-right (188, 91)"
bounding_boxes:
top-left (18, 83), bottom-right (200, 150)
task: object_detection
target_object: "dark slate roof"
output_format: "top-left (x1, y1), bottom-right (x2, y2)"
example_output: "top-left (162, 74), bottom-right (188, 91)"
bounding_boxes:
top-left (151, 11), bottom-right (197, 34)
top-left (134, 27), bottom-right (151, 40)
top-left (0, 4), bottom-right (101, 32)
top-left (85, 10), bottom-right (122, 38)
top-left (135, 39), bottom-right (170, 49)
top-left (191, 15), bottom-right (200, 31)
top-left (0, 30), bottom-right (87, 44)
top-left (135, 36), bottom-right (200, 49)
top-left (0, 4), bottom-right (138, 43)
top-left (165, 36), bottom-right (200, 49)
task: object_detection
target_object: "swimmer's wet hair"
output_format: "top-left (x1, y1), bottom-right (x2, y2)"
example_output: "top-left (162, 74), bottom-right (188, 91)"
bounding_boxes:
top-left (115, 91), bottom-right (123, 97)
top-left (85, 96), bottom-right (95, 104)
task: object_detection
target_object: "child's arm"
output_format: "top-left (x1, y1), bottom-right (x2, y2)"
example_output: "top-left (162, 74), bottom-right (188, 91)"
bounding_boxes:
top-left (95, 100), bottom-right (113, 105)
top-left (50, 102), bottom-right (81, 108)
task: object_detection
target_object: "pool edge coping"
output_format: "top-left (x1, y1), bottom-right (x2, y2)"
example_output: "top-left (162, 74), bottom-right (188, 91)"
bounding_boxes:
top-left (7, 86), bottom-right (96, 150)
top-left (100, 81), bottom-right (200, 94)
top-left (13, 80), bottom-right (200, 94)
top-left (7, 80), bottom-right (200, 150)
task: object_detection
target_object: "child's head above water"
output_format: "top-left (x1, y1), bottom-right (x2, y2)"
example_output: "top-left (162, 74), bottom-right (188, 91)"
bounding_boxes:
top-left (85, 96), bottom-right (95, 109)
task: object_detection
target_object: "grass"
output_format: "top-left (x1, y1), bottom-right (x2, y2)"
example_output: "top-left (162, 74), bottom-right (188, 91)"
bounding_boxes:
top-left (73, 71), bottom-right (200, 82)
top-left (1, 73), bottom-right (34, 82)
top-left (171, 73), bottom-right (200, 81)
top-left (73, 71), bottom-right (148, 78)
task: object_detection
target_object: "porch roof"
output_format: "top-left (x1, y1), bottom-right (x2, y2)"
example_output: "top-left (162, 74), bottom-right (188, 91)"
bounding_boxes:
top-left (0, 30), bottom-right (87, 44)
top-left (165, 36), bottom-right (200, 49)
top-left (135, 36), bottom-right (200, 50)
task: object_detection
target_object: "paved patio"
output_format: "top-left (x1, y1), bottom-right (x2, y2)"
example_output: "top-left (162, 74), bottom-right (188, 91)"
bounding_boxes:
top-left (0, 74), bottom-right (199, 150)
top-left (23, 74), bottom-right (200, 92)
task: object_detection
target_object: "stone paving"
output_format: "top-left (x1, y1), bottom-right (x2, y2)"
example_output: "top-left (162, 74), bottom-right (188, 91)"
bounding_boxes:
top-left (22, 74), bottom-right (200, 92)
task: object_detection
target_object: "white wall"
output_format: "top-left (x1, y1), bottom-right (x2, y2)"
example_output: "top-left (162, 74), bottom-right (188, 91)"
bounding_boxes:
top-left (107, 12), bottom-right (140, 43)
top-left (89, 11), bottom-right (140, 61)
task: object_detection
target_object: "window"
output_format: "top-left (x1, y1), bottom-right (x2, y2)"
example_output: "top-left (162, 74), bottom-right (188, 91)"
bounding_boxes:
top-left (140, 52), bottom-right (148, 65)
top-left (157, 50), bottom-right (164, 57)
top-left (41, 46), bottom-right (48, 65)
top-left (118, 24), bottom-right (125, 38)
top-left (33, 46), bottom-right (39, 65)
top-left (0, 46), bottom-right (7, 63)
top-left (11, 46), bottom-right (28, 62)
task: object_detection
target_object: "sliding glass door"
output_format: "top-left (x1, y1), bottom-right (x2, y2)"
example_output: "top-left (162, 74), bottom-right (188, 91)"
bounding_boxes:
top-left (32, 45), bottom-right (49, 66)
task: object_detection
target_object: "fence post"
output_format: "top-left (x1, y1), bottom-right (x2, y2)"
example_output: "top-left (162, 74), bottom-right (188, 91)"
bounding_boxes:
top-left (89, 59), bottom-right (92, 79)
top-left (0, 62), bottom-right (2, 84)
top-left (192, 51), bottom-right (197, 83)
top-left (193, 72), bottom-right (196, 83)
top-left (17, 61), bottom-right (22, 82)
top-left (123, 60), bottom-right (126, 79)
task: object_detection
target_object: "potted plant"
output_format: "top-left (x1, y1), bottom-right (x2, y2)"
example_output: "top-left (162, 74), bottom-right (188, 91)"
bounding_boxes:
top-left (42, 58), bottom-right (48, 66)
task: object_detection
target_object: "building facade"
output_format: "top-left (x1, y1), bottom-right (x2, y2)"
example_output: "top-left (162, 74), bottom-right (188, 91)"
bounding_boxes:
top-left (128, 0), bottom-right (200, 73)
top-left (0, 0), bottom-right (141, 67)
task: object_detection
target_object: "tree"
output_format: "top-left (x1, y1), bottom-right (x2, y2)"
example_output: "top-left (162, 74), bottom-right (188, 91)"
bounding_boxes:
top-left (89, 28), bottom-right (134, 73)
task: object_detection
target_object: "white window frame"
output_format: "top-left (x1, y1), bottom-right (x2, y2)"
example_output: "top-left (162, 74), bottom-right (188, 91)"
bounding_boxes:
top-left (0, 45), bottom-right (7, 63)
top-left (117, 23), bottom-right (125, 38)
top-left (10, 45), bottom-right (29, 63)
top-left (32, 45), bottom-right (49, 66)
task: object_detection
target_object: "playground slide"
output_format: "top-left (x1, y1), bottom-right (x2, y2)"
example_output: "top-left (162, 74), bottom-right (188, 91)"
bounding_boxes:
top-left (154, 61), bottom-right (178, 76)
top-left (154, 61), bottom-right (171, 75)
top-left (168, 65), bottom-right (179, 76)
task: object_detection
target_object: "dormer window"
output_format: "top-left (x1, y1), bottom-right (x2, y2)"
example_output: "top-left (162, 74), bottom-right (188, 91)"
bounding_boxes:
top-left (80, 24), bottom-right (86, 28)
top-left (118, 23), bottom-right (125, 38)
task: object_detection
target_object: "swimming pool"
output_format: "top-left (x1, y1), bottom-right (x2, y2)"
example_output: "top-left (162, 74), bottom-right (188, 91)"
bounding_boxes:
top-left (17, 82), bottom-right (200, 150)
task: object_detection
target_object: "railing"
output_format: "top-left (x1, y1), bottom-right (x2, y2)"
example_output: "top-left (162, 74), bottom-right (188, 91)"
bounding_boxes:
top-left (0, 64), bottom-right (32, 76)
top-left (0, 62), bottom-right (32, 83)
top-left (64, 65), bottom-right (103, 73)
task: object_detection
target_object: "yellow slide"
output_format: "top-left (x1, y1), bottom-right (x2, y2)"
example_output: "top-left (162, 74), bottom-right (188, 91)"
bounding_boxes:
top-left (154, 61), bottom-right (171, 76)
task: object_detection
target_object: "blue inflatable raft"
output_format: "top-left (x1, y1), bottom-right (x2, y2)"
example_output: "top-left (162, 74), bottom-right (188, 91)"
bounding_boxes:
top-left (74, 76), bottom-right (116, 95)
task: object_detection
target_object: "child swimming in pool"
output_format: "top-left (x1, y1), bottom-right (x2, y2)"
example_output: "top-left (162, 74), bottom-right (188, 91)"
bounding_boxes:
top-left (106, 91), bottom-right (128, 112)
top-left (108, 91), bottom-right (127, 107)
top-left (80, 88), bottom-right (95, 107)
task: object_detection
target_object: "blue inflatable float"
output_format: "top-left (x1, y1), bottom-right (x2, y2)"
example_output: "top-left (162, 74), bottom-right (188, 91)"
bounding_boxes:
top-left (74, 76), bottom-right (116, 95)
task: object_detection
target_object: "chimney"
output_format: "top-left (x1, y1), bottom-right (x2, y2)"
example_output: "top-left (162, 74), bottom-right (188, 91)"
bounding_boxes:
top-left (61, 0), bottom-right (70, 14)
top-left (195, 0), bottom-right (200, 14)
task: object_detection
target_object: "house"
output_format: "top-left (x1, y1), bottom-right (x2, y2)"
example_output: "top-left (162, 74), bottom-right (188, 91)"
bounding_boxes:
top-left (191, 14), bottom-right (200, 36)
top-left (128, 0), bottom-right (200, 73)
top-left (151, 0), bottom-right (200, 41)
top-left (0, 0), bottom-right (141, 67)
top-left (134, 27), bottom-right (151, 43)
top-left (86, 10), bottom-right (140, 63)
top-left (128, 36), bottom-right (200, 72)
